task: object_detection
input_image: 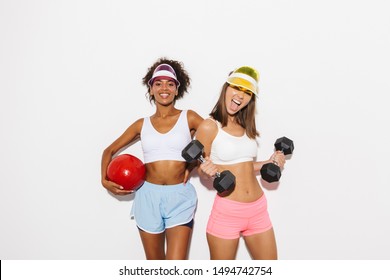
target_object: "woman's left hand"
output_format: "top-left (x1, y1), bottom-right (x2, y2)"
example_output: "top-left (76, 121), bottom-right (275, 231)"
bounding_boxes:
top-left (270, 151), bottom-right (286, 168)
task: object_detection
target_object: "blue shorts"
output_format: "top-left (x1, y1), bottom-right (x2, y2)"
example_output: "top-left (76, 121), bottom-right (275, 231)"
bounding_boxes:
top-left (131, 181), bottom-right (198, 234)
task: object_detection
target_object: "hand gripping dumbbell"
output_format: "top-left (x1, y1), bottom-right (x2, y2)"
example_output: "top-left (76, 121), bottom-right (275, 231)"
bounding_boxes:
top-left (182, 140), bottom-right (236, 194)
top-left (260, 136), bottom-right (294, 183)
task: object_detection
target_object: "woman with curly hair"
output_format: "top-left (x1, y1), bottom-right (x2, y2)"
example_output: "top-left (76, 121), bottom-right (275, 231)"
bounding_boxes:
top-left (101, 57), bottom-right (203, 259)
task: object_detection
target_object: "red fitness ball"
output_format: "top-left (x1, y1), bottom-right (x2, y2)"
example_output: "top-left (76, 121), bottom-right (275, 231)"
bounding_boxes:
top-left (107, 154), bottom-right (146, 191)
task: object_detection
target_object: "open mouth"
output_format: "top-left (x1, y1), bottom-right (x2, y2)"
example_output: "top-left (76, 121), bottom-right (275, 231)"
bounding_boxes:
top-left (159, 93), bottom-right (170, 99)
top-left (232, 99), bottom-right (241, 106)
top-left (230, 98), bottom-right (242, 111)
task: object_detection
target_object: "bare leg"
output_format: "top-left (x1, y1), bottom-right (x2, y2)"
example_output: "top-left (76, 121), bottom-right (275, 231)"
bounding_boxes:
top-left (139, 229), bottom-right (166, 260)
top-left (165, 225), bottom-right (193, 260)
top-left (243, 228), bottom-right (277, 260)
top-left (207, 233), bottom-right (240, 260)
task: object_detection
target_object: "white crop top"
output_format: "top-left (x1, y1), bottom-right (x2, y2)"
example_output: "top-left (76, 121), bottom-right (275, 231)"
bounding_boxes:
top-left (141, 110), bottom-right (192, 163)
top-left (210, 119), bottom-right (258, 165)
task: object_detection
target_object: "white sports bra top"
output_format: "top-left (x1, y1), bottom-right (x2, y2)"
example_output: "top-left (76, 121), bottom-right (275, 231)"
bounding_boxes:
top-left (141, 110), bottom-right (191, 163)
top-left (209, 119), bottom-right (258, 165)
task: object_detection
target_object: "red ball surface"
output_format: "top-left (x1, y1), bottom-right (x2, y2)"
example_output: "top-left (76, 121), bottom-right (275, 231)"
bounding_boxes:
top-left (107, 154), bottom-right (146, 191)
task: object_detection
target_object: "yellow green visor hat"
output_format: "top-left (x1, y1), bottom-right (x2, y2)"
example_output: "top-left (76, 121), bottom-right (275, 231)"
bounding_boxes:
top-left (226, 66), bottom-right (259, 96)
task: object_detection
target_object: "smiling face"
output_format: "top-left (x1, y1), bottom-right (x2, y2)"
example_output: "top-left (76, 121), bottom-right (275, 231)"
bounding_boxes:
top-left (225, 85), bottom-right (253, 115)
top-left (150, 79), bottom-right (178, 105)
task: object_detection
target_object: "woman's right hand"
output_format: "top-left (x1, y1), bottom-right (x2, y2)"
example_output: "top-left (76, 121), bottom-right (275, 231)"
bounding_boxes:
top-left (199, 156), bottom-right (219, 179)
top-left (101, 179), bottom-right (135, 195)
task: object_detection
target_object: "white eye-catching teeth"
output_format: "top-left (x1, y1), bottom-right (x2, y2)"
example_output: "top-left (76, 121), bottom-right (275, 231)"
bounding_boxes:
top-left (232, 99), bottom-right (241, 105)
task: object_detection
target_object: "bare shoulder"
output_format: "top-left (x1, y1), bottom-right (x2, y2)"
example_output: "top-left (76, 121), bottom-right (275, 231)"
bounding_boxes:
top-left (187, 109), bottom-right (203, 121)
top-left (197, 118), bottom-right (218, 138)
top-left (133, 117), bottom-right (144, 127)
top-left (128, 117), bottom-right (144, 132)
top-left (199, 118), bottom-right (218, 132)
top-left (186, 109), bottom-right (204, 130)
top-left (106, 117), bottom-right (144, 152)
top-left (119, 117), bottom-right (144, 140)
top-left (196, 118), bottom-right (218, 152)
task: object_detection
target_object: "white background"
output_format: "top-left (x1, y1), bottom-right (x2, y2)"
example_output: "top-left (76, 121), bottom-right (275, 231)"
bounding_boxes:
top-left (1, 0), bottom-right (389, 260)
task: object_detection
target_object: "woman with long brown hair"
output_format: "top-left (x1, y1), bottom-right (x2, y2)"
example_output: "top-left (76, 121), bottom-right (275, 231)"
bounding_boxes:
top-left (195, 66), bottom-right (285, 259)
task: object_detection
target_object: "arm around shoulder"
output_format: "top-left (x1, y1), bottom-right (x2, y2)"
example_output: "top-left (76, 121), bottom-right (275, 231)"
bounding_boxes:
top-left (187, 109), bottom-right (204, 131)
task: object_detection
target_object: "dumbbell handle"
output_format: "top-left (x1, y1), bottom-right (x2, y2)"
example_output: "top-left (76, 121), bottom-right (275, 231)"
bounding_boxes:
top-left (272, 147), bottom-right (291, 165)
top-left (273, 146), bottom-right (291, 164)
top-left (197, 155), bottom-right (221, 178)
top-left (276, 147), bottom-right (288, 155)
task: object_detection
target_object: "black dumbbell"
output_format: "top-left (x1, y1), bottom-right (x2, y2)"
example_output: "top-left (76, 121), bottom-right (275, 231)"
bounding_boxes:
top-left (182, 140), bottom-right (235, 194)
top-left (260, 136), bottom-right (294, 183)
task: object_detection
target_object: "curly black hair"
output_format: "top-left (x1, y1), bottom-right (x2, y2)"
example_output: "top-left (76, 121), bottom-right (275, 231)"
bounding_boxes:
top-left (142, 57), bottom-right (191, 104)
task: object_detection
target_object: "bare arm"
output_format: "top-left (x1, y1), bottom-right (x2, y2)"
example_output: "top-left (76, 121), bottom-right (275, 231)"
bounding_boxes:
top-left (194, 119), bottom-right (219, 179)
top-left (187, 109), bottom-right (204, 137)
top-left (253, 151), bottom-right (286, 172)
top-left (181, 110), bottom-right (204, 183)
top-left (101, 118), bottom-right (143, 195)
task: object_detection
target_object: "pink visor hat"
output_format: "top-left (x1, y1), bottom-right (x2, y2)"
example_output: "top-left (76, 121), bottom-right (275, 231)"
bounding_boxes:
top-left (147, 63), bottom-right (180, 87)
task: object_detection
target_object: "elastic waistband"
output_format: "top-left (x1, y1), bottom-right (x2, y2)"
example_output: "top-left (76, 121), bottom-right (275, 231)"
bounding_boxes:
top-left (142, 181), bottom-right (192, 192)
top-left (215, 193), bottom-right (266, 205)
top-left (213, 194), bottom-right (267, 217)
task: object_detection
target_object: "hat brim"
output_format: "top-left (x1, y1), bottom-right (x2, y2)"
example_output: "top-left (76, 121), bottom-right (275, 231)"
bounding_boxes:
top-left (148, 76), bottom-right (179, 86)
top-left (227, 77), bottom-right (258, 96)
top-left (148, 69), bottom-right (180, 87)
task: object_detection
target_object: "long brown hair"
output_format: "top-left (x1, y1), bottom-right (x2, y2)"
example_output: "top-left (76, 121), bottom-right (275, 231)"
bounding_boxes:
top-left (209, 83), bottom-right (259, 139)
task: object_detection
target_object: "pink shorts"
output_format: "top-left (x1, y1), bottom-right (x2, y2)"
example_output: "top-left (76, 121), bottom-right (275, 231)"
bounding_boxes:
top-left (206, 194), bottom-right (273, 239)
